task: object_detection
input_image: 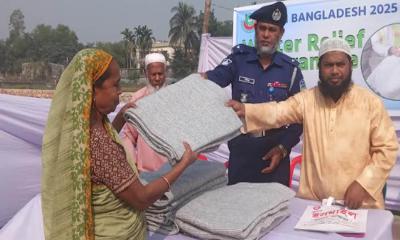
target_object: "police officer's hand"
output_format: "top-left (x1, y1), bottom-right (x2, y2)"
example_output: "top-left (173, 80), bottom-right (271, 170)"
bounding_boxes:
top-left (344, 181), bottom-right (370, 209)
top-left (261, 146), bottom-right (284, 174)
top-left (225, 100), bottom-right (245, 118)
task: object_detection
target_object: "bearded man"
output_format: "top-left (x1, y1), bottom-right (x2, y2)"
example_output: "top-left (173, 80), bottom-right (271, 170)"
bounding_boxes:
top-left (227, 37), bottom-right (398, 209)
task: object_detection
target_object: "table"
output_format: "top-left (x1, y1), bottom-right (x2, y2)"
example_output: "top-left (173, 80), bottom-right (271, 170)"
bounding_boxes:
top-left (0, 194), bottom-right (394, 240)
top-left (149, 198), bottom-right (393, 240)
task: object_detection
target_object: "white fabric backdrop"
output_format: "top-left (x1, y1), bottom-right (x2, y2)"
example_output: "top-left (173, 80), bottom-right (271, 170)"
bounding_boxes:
top-left (0, 34), bottom-right (399, 228)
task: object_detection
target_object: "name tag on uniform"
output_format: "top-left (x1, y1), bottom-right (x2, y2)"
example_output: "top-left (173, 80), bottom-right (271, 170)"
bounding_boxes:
top-left (239, 76), bottom-right (255, 85)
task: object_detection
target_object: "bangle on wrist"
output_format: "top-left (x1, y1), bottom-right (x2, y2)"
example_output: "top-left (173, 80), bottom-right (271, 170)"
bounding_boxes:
top-left (161, 176), bottom-right (171, 191)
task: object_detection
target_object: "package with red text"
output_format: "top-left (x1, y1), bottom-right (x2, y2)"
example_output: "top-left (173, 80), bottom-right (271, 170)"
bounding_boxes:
top-left (295, 205), bottom-right (367, 233)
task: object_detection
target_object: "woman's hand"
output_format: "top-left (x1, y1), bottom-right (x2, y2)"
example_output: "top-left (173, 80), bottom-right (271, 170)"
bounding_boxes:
top-left (179, 142), bottom-right (198, 167)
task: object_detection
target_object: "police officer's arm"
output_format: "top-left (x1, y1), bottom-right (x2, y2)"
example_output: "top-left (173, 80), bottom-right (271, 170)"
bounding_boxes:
top-left (204, 55), bottom-right (236, 88)
top-left (277, 69), bottom-right (304, 156)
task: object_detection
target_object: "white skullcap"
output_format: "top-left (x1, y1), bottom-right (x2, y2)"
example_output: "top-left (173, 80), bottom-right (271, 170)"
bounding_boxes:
top-left (319, 38), bottom-right (352, 57)
top-left (145, 53), bottom-right (166, 68)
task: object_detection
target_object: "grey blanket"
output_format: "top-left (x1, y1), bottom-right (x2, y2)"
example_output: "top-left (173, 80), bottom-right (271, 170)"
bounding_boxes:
top-left (140, 160), bottom-right (228, 235)
top-left (124, 74), bottom-right (242, 165)
top-left (175, 182), bottom-right (295, 240)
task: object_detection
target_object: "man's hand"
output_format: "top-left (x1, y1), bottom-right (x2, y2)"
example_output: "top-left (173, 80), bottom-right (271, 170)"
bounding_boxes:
top-left (120, 101), bottom-right (137, 114)
top-left (200, 72), bottom-right (208, 79)
top-left (344, 181), bottom-right (370, 209)
top-left (225, 100), bottom-right (245, 118)
top-left (261, 146), bottom-right (284, 174)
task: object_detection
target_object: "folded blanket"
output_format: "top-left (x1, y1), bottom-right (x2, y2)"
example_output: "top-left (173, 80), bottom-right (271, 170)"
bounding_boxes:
top-left (140, 160), bottom-right (228, 235)
top-left (125, 74), bottom-right (242, 165)
top-left (175, 182), bottom-right (295, 240)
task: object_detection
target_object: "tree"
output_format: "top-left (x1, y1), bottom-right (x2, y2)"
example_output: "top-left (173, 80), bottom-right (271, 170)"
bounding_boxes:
top-left (170, 47), bottom-right (198, 79)
top-left (94, 41), bottom-right (126, 69)
top-left (196, 10), bottom-right (232, 37)
top-left (29, 24), bottom-right (82, 65)
top-left (9, 9), bottom-right (25, 40)
top-left (4, 9), bottom-right (30, 73)
top-left (0, 40), bottom-right (7, 73)
top-left (134, 25), bottom-right (155, 65)
top-left (121, 28), bottom-right (136, 68)
top-left (169, 2), bottom-right (199, 56)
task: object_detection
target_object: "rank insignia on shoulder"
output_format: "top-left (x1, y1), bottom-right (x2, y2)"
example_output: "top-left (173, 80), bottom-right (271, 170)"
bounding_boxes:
top-left (221, 58), bottom-right (232, 66)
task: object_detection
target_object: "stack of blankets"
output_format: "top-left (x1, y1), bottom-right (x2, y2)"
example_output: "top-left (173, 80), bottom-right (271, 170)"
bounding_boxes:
top-left (140, 160), bottom-right (228, 235)
top-left (175, 182), bottom-right (295, 240)
top-left (124, 74), bottom-right (242, 165)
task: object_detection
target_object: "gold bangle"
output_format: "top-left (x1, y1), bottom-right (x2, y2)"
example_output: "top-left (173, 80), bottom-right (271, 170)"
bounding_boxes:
top-left (161, 176), bottom-right (171, 191)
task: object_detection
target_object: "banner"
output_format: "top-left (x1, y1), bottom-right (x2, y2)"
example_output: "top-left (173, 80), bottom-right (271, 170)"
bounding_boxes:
top-left (233, 0), bottom-right (400, 110)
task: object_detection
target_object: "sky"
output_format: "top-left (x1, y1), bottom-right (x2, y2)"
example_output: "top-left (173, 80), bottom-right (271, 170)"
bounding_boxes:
top-left (0, 0), bottom-right (274, 43)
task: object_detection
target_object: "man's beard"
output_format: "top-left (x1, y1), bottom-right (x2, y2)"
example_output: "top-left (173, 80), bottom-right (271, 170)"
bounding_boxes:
top-left (256, 45), bottom-right (276, 56)
top-left (147, 82), bottom-right (164, 94)
top-left (318, 71), bottom-right (353, 100)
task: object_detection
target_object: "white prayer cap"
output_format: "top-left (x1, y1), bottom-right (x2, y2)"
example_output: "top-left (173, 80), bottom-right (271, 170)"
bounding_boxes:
top-left (319, 38), bottom-right (352, 57)
top-left (145, 53), bottom-right (166, 68)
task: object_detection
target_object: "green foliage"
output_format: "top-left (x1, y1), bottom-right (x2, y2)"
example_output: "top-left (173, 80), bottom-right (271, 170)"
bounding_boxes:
top-left (121, 28), bottom-right (135, 68)
top-left (170, 48), bottom-right (198, 79)
top-left (9, 9), bottom-right (25, 40)
top-left (134, 25), bottom-right (155, 65)
top-left (127, 69), bottom-right (140, 80)
top-left (196, 10), bottom-right (232, 37)
top-left (169, 2), bottom-right (199, 56)
top-left (94, 41), bottom-right (126, 68)
top-left (0, 40), bottom-right (6, 72)
top-left (29, 24), bottom-right (82, 65)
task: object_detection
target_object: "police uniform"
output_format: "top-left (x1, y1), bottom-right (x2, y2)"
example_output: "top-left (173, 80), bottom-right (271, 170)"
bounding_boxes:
top-left (206, 1), bottom-right (304, 185)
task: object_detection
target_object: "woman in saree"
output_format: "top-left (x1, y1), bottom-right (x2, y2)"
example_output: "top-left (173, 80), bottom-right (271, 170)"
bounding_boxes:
top-left (41, 48), bottom-right (197, 240)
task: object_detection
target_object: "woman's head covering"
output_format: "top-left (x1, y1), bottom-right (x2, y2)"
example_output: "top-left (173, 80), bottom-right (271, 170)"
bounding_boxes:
top-left (42, 48), bottom-right (112, 240)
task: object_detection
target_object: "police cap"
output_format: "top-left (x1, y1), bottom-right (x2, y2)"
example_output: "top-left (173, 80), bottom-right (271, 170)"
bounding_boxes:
top-left (249, 1), bottom-right (287, 27)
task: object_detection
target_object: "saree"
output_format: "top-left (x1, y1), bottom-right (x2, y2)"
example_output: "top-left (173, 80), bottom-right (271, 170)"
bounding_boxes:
top-left (42, 48), bottom-right (146, 240)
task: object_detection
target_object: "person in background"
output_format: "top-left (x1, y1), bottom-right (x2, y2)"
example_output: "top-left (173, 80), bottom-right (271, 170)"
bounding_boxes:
top-left (113, 52), bottom-right (168, 172)
top-left (41, 49), bottom-right (197, 240)
top-left (227, 38), bottom-right (398, 209)
top-left (203, 1), bottom-right (304, 185)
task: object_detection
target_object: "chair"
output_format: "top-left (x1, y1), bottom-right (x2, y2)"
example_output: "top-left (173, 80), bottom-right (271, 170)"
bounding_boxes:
top-left (289, 155), bottom-right (302, 188)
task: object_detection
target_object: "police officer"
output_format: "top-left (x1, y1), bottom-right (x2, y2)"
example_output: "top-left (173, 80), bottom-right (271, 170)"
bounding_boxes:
top-left (204, 1), bottom-right (304, 185)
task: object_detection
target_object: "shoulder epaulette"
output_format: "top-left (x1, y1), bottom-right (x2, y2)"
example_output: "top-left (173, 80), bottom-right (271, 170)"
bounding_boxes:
top-left (231, 44), bottom-right (252, 55)
top-left (279, 52), bottom-right (299, 66)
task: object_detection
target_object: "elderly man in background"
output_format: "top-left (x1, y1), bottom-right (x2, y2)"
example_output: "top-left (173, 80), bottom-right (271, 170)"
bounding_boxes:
top-left (113, 52), bottom-right (168, 172)
top-left (227, 38), bottom-right (398, 209)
